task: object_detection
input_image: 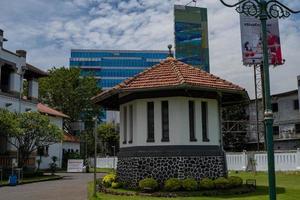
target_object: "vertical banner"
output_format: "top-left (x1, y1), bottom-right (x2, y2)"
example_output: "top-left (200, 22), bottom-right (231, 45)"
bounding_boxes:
top-left (174, 5), bottom-right (210, 72)
top-left (240, 14), bottom-right (283, 65)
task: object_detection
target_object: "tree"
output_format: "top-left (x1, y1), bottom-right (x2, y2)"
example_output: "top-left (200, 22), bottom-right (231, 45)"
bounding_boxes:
top-left (0, 108), bottom-right (20, 137)
top-left (7, 112), bottom-right (63, 168)
top-left (38, 67), bottom-right (101, 128)
top-left (222, 104), bottom-right (249, 152)
top-left (97, 123), bottom-right (119, 156)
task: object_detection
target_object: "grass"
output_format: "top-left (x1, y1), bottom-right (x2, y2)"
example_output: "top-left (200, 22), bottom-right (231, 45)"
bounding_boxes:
top-left (88, 171), bottom-right (300, 200)
top-left (89, 168), bottom-right (116, 174)
top-left (0, 175), bottom-right (62, 186)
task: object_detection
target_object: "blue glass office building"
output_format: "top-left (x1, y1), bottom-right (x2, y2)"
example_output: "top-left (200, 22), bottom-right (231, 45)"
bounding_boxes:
top-left (70, 49), bottom-right (170, 122)
top-left (70, 49), bottom-right (169, 90)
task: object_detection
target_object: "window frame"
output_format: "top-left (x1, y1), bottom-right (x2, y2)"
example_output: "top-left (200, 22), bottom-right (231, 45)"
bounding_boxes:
top-left (189, 100), bottom-right (197, 142)
top-left (128, 104), bottom-right (133, 143)
top-left (123, 106), bottom-right (127, 144)
top-left (147, 102), bottom-right (155, 142)
top-left (201, 101), bottom-right (209, 142)
top-left (161, 101), bottom-right (169, 142)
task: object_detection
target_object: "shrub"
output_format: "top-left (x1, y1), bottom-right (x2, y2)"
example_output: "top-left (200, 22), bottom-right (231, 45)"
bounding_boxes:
top-left (199, 178), bottom-right (215, 190)
top-left (96, 178), bottom-right (102, 185)
top-left (102, 173), bottom-right (116, 187)
top-left (182, 178), bottom-right (198, 191)
top-left (138, 178), bottom-right (158, 191)
top-left (164, 178), bottom-right (182, 191)
top-left (228, 176), bottom-right (243, 188)
top-left (214, 177), bottom-right (230, 189)
top-left (111, 182), bottom-right (122, 189)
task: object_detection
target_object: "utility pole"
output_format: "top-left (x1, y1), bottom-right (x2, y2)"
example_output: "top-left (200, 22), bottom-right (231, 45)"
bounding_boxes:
top-left (93, 117), bottom-right (98, 197)
top-left (219, 0), bottom-right (300, 199)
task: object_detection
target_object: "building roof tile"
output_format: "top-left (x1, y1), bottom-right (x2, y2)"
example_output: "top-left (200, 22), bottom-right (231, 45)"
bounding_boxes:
top-left (37, 103), bottom-right (69, 118)
top-left (63, 132), bottom-right (80, 143)
top-left (93, 57), bottom-right (246, 102)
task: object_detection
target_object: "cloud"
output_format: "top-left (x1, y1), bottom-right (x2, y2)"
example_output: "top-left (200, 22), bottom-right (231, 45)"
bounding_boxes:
top-left (0, 0), bottom-right (300, 98)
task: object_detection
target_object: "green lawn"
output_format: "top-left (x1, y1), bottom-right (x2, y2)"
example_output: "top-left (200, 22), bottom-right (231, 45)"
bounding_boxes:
top-left (89, 168), bottom-right (116, 174)
top-left (88, 171), bottom-right (300, 200)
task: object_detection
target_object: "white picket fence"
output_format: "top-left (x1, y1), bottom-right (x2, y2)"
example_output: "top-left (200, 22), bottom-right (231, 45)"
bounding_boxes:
top-left (90, 149), bottom-right (300, 172)
top-left (226, 149), bottom-right (300, 171)
top-left (89, 157), bottom-right (118, 169)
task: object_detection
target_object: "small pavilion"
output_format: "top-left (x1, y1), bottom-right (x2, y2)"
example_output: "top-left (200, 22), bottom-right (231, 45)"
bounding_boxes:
top-left (92, 57), bottom-right (248, 187)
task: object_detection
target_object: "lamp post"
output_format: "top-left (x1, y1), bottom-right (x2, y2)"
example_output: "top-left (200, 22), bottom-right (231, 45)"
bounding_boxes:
top-left (219, 1), bottom-right (300, 200)
top-left (93, 117), bottom-right (98, 197)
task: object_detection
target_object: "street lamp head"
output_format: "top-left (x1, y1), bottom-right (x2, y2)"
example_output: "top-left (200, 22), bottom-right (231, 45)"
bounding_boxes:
top-left (219, 0), bottom-right (300, 19)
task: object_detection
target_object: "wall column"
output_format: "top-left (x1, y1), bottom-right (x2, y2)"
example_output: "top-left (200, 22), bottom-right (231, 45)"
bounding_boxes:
top-left (28, 78), bottom-right (39, 99)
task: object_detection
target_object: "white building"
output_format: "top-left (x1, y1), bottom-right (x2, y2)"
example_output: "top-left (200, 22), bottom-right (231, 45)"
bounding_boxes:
top-left (0, 29), bottom-right (47, 168)
top-left (93, 57), bottom-right (248, 188)
top-left (36, 103), bottom-right (80, 169)
top-left (248, 88), bottom-right (300, 150)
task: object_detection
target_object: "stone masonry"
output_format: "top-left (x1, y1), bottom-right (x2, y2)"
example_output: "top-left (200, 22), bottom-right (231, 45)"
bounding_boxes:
top-left (117, 155), bottom-right (227, 188)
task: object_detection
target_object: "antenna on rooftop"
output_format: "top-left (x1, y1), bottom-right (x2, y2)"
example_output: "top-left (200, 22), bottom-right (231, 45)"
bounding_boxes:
top-left (168, 44), bottom-right (173, 58)
top-left (186, 0), bottom-right (197, 7)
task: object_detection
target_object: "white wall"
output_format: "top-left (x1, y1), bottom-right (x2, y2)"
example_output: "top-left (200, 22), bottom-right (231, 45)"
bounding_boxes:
top-left (62, 142), bottom-right (80, 153)
top-left (37, 143), bottom-right (63, 169)
top-left (120, 97), bottom-right (220, 148)
top-left (28, 79), bottom-right (39, 99)
top-left (48, 116), bottom-right (63, 129)
top-left (0, 93), bottom-right (37, 113)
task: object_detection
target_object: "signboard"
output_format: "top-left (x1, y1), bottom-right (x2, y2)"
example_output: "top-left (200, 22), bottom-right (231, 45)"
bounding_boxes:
top-left (174, 5), bottom-right (210, 72)
top-left (240, 14), bottom-right (283, 65)
top-left (67, 159), bottom-right (84, 172)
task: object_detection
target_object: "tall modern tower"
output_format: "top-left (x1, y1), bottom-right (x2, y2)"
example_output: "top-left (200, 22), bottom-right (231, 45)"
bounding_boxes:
top-left (174, 5), bottom-right (210, 72)
top-left (70, 49), bottom-right (169, 122)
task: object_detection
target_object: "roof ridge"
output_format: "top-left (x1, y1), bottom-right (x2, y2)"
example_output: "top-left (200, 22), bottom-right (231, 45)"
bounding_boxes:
top-left (187, 65), bottom-right (245, 90)
top-left (120, 60), bottom-right (166, 88)
top-left (170, 59), bottom-right (186, 84)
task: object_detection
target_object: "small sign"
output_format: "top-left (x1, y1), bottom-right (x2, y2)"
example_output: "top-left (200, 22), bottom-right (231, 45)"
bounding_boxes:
top-left (67, 159), bottom-right (84, 173)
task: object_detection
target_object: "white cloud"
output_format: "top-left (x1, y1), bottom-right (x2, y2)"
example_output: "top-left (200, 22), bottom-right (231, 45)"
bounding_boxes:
top-left (0, 0), bottom-right (300, 98)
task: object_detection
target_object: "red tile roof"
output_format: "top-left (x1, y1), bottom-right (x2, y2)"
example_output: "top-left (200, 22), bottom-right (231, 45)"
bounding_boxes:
top-left (63, 132), bottom-right (80, 143)
top-left (93, 57), bottom-right (245, 101)
top-left (37, 103), bottom-right (69, 118)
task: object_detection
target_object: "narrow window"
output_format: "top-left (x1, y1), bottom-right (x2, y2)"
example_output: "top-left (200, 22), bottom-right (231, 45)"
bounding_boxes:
top-left (189, 101), bottom-right (197, 141)
top-left (123, 106), bottom-right (127, 144)
top-left (273, 126), bottom-right (279, 135)
top-left (201, 102), bottom-right (209, 142)
top-left (161, 101), bottom-right (169, 142)
top-left (294, 100), bottom-right (299, 110)
top-left (272, 103), bottom-right (278, 112)
top-left (295, 124), bottom-right (300, 133)
top-left (128, 105), bottom-right (133, 143)
top-left (147, 102), bottom-right (154, 142)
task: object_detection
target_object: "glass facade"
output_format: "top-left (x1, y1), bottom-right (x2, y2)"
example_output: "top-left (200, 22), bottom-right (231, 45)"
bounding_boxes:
top-left (70, 50), bottom-right (169, 89)
top-left (70, 49), bottom-right (169, 122)
top-left (174, 5), bottom-right (210, 72)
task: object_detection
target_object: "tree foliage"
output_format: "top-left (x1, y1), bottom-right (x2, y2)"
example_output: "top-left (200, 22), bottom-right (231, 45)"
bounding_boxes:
top-left (0, 108), bottom-right (20, 137)
top-left (7, 112), bottom-right (63, 168)
top-left (97, 123), bottom-right (119, 155)
top-left (38, 67), bottom-right (101, 124)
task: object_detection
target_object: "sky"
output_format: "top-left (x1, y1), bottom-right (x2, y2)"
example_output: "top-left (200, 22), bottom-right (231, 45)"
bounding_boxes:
top-left (1, 0), bottom-right (300, 98)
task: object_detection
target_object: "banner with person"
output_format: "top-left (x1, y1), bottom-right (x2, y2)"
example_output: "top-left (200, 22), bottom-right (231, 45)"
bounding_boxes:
top-left (240, 14), bottom-right (283, 66)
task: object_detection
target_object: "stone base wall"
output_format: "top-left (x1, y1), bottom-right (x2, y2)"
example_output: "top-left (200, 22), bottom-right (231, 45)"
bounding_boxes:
top-left (117, 155), bottom-right (227, 188)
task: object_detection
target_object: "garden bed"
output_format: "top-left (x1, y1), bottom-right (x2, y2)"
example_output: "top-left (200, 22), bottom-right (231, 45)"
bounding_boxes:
top-left (96, 173), bottom-right (256, 198)
top-left (100, 185), bottom-right (255, 197)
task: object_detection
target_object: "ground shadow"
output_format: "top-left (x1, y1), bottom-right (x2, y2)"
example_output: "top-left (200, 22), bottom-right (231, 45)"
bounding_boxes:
top-left (215, 186), bottom-right (286, 198)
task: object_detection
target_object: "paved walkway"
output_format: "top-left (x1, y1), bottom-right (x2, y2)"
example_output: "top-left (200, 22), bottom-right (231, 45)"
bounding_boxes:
top-left (0, 173), bottom-right (103, 200)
